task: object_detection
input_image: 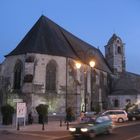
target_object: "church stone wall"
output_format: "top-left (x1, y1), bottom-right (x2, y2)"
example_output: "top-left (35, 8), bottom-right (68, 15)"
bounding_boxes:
top-left (28, 54), bottom-right (67, 114)
top-left (2, 55), bottom-right (25, 88)
top-left (1, 54), bottom-right (68, 114)
top-left (33, 54), bottom-right (66, 94)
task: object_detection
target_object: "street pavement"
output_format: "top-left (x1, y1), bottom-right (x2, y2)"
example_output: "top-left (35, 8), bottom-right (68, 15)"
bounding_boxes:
top-left (0, 121), bottom-right (72, 140)
top-left (0, 120), bottom-right (140, 132)
top-left (0, 121), bottom-right (140, 140)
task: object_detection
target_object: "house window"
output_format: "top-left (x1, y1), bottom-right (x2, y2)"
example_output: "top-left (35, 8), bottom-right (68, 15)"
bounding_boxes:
top-left (25, 56), bottom-right (34, 62)
top-left (93, 70), bottom-right (97, 84)
top-left (114, 99), bottom-right (119, 107)
top-left (24, 74), bottom-right (33, 83)
top-left (104, 77), bottom-right (107, 85)
top-left (96, 75), bottom-right (99, 85)
top-left (13, 60), bottom-right (23, 90)
top-left (126, 99), bottom-right (131, 104)
top-left (117, 46), bottom-right (121, 54)
top-left (46, 60), bottom-right (57, 91)
top-left (117, 39), bottom-right (120, 43)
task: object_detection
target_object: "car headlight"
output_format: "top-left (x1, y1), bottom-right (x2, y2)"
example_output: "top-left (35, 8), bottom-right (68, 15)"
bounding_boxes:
top-left (81, 128), bottom-right (88, 132)
top-left (69, 127), bottom-right (76, 132)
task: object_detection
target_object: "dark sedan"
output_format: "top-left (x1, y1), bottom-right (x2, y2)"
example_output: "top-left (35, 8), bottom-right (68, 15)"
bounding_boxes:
top-left (127, 109), bottom-right (140, 121)
top-left (69, 115), bottom-right (114, 139)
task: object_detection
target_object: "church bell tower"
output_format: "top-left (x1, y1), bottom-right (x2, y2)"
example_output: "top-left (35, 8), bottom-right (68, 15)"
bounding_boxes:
top-left (104, 34), bottom-right (125, 73)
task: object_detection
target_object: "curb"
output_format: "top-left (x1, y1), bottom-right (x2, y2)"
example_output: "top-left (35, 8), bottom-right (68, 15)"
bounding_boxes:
top-left (114, 121), bottom-right (140, 128)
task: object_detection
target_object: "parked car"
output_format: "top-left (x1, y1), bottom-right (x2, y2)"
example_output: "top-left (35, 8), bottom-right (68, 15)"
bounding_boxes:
top-left (69, 115), bottom-right (113, 139)
top-left (127, 109), bottom-right (140, 121)
top-left (102, 110), bottom-right (128, 123)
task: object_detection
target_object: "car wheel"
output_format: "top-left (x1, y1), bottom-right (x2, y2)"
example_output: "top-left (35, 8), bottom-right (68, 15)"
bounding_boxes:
top-left (118, 118), bottom-right (124, 123)
top-left (73, 136), bottom-right (81, 140)
top-left (89, 131), bottom-right (96, 138)
top-left (132, 117), bottom-right (136, 121)
top-left (108, 126), bottom-right (113, 134)
top-left (105, 126), bottom-right (113, 134)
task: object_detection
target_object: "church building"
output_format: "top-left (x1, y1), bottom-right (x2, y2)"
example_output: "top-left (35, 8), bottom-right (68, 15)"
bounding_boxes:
top-left (0, 15), bottom-right (140, 117)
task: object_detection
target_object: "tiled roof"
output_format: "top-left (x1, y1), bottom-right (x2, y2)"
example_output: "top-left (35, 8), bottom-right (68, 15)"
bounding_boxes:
top-left (111, 72), bottom-right (140, 95)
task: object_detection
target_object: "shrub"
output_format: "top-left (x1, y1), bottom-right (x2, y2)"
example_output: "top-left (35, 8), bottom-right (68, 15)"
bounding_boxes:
top-left (1, 104), bottom-right (15, 125)
top-left (36, 104), bottom-right (48, 124)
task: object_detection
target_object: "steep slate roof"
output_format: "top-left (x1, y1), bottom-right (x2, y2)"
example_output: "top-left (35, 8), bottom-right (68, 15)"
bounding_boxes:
top-left (6, 15), bottom-right (111, 73)
top-left (111, 72), bottom-right (140, 95)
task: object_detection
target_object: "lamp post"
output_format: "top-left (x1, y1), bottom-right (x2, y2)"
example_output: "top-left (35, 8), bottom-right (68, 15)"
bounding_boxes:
top-left (75, 60), bottom-right (95, 112)
top-left (66, 57), bottom-right (68, 112)
top-left (84, 65), bottom-right (87, 112)
top-left (89, 61), bottom-right (95, 111)
top-left (75, 62), bottom-right (82, 114)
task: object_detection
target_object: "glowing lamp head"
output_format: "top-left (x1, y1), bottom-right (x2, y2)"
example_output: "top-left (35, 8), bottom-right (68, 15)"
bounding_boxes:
top-left (89, 60), bottom-right (95, 68)
top-left (75, 62), bottom-right (81, 69)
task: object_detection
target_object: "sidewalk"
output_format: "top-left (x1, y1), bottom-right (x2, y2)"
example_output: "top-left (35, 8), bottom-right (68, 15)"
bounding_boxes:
top-left (0, 120), bottom-right (76, 132)
top-left (20, 121), bottom-right (72, 131)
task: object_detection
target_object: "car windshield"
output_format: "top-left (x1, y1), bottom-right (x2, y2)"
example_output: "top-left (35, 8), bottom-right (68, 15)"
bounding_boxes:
top-left (80, 116), bottom-right (95, 124)
top-left (95, 116), bottom-right (111, 123)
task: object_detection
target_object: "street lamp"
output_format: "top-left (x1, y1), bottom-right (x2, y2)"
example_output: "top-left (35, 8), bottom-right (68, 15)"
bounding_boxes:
top-left (74, 61), bottom-right (82, 115)
top-left (75, 62), bottom-right (81, 69)
top-left (89, 61), bottom-right (95, 68)
top-left (75, 59), bottom-right (95, 112)
top-left (89, 60), bottom-right (95, 111)
top-left (66, 57), bottom-right (68, 112)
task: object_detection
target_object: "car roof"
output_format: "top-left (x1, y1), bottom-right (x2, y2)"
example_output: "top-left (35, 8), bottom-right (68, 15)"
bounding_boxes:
top-left (104, 110), bottom-right (126, 112)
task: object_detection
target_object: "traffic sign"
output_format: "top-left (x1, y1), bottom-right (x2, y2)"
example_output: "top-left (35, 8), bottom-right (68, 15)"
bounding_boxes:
top-left (16, 102), bottom-right (26, 118)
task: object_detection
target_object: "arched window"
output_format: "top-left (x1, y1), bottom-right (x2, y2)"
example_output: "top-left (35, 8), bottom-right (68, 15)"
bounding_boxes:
top-left (93, 70), bottom-right (97, 83)
top-left (46, 60), bottom-right (57, 91)
top-left (117, 39), bottom-right (120, 43)
top-left (100, 72), bottom-right (104, 86)
top-left (114, 99), bottom-right (119, 107)
top-left (13, 60), bottom-right (23, 90)
top-left (117, 46), bottom-right (121, 54)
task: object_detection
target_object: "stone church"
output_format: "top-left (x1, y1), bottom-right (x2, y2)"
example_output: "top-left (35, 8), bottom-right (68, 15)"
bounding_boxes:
top-left (0, 15), bottom-right (140, 116)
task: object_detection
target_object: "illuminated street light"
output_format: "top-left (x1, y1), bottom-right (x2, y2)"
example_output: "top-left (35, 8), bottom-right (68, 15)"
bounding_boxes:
top-left (89, 60), bottom-right (95, 68)
top-left (75, 62), bottom-right (81, 69)
top-left (89, 60), bottom-right (95, 111)
top-left (75, 59), bottom-right (96, 112)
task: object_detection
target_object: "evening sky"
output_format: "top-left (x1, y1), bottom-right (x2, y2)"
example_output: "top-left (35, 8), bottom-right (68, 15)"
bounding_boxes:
top-left (0, 0), bottom-right (140, 74)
